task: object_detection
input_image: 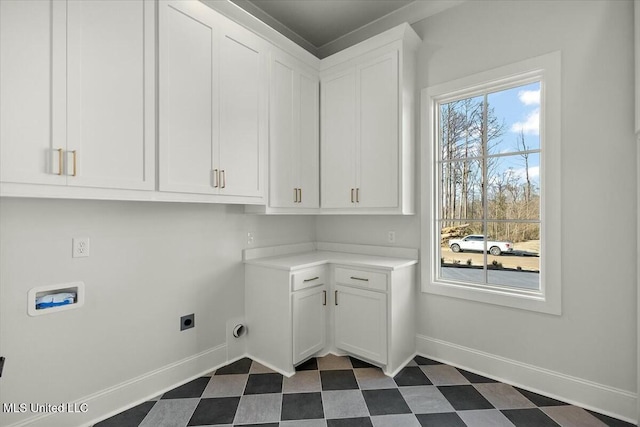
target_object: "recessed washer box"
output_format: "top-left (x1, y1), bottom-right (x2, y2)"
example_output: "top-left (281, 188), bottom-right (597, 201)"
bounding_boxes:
top-left (27, 282), bottom-right (85, 317)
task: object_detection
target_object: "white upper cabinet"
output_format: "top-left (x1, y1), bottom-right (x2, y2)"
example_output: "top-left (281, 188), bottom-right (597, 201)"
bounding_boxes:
top-left (66, 0), bottom-right (155, 190)
top-left (159, 0), bottom-right (216, 195)
top-left (1, 0), bottom-right (154, 190)
top-left (357, 51), bottom-right (399, 209)
top-left (320, 68), bottom-right (357, 209)
top-left (320, 24), bottom-right (420, 214)
top-left (268, 51), bottom-right (320, 209)
top-left (218, 23), bottom-right (266, 198)
top-left (0, 0), bottom-right (64, 185)
top-left (159, 0), bottom-right (267, 201)
top-left (635, 0), bottom-right (639, 137)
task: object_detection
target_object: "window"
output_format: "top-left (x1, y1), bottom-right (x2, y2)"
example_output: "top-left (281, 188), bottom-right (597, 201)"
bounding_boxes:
top-left (421, 53), bottom-right (561, 314)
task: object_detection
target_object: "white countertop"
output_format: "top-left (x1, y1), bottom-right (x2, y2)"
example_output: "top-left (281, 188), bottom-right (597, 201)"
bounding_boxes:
top-left (244, 250), bottom-right (418, 272)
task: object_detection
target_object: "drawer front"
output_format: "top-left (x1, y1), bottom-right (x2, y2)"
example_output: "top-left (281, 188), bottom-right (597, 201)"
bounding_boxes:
top-left (335, 267), bottom-right (387, 292)
top-left (292, 266), bottom-right (327, 291)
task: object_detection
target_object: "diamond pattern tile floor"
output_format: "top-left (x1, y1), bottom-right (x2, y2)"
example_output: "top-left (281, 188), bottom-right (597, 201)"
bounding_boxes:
top-left (94, 355), bottom-right (635, 427)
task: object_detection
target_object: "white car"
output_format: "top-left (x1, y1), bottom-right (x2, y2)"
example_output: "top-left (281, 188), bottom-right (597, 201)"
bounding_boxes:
top-left (449, 234), bottom-right (513, 256)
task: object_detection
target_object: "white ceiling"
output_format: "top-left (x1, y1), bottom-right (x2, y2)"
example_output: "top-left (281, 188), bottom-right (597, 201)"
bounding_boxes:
top-left (228, 0), bottom-right (464, 58)
top-left (232, 0), bottom-right (414, 48)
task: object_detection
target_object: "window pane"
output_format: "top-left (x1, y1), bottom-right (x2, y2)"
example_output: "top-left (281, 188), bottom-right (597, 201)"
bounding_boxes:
top-left (486, 222), bottom-right (540, 291)
top-left (486, 153), bottom-right (540, 221)
top-left (486, 81), bottom-right (541, 156)
top-left (439, 95), bottom-right (484, 160)
top-left (439, 221), bottom-right (485, 284)
top-left (439, 159), bottom-right (483, 221)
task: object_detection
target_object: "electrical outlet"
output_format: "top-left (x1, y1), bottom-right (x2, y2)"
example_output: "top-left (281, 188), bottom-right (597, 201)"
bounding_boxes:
top-left (388, 231), bottom-right (396, 243)
top-left (247, 232), bottom-right (254, 245)
top-left (72, 237), bottom-right (90, 258)
top-left (180, 314), bottom-right (195, 331)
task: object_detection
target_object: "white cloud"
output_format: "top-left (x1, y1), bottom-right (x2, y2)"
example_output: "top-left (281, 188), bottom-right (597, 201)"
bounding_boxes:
top-left (506, 165), bottom-right (540, 185)
top-left (515, 165), bottom-right (539, 180)
top-left (511, 109), bottom-right (539, 135)
top-left (518, 89), bottom-right (540, 106)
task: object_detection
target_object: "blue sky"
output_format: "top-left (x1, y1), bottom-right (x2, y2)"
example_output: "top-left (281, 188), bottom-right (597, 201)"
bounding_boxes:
top-left (487, 81), bottom-right (541, 188)
top-left (439, 81), bottom-right (542, 191)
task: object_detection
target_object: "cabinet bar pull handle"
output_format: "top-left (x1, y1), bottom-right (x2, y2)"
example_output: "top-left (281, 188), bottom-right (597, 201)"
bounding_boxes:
top-left (298, 188), bottom-right (302, 203)
top-left (56, 148), bottom-right (63, 175)
top-left (356, 188), bottom-right (359, 203)
top-left (294, 188), bottom-right (298, 202)
top-left (351, 188), bottom-right (354, 203)
top-left (350, 276), bottom-right (369, 281)
top-left (221, 170), bottom-right (226, 188)
top-left (303, 276), bottom-right (319, 282)
top-left (71, 150), bottom-right (77, 176)
top-left (213, 169), bottom-right (219, 188)
top-left (334, 290), bottom-right (338, 305)
top-left (323, 290), bottom-right (327, 306)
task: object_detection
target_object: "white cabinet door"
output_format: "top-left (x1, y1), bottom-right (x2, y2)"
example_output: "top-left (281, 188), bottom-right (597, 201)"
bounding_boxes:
top-left (0, 0), bottom-right (66, 185)
top-left (357, 51), bottom-right (399, 208)
top-left (292, 285), bottom-right (327, 364)
top-left (269, 55), bottom-right (297, 208)
top-left (66, 0), bottom-right (155, 190)
top-left (218, 22), bottom-right (265, 198)
top-left (159, 0), bottom-right (217, 194)
top-left (269, 52), bottom-right (319, 209)
top-left (334, 284), bottom-right (387, 364)
top-left (321, 69), bottom-right (357, 208)
top-left (298, 71), bottom-right (320, 208)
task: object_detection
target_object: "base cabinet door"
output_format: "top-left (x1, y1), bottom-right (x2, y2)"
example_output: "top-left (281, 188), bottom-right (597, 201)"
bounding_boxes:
top-left (292, 285), bottom-right (327, 364)
top-left (334, 284), bottom-right (387, 364)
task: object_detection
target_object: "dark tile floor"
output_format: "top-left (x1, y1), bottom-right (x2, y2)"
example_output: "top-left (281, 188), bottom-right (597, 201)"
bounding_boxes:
top-left (94, 354), bottom-right (635, 427)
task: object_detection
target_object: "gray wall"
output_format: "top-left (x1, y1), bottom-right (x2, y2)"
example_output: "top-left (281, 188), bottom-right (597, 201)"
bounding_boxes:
top-left (0, 0), bottom-right (636, 424)
top-left (0, 198), bottom-right (314, 426)
top-left (318, 0), bottom-right (637, 394)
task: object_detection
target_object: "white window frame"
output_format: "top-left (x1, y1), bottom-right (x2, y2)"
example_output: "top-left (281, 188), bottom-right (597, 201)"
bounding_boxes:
top-left (420, 52), bottom-right (562, 315)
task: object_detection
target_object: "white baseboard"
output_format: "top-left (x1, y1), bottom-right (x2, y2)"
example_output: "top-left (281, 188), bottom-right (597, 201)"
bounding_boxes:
top-left (7, 344), bottom-right (229, 427)
top-left (416, 334), bottom-right (638, 424)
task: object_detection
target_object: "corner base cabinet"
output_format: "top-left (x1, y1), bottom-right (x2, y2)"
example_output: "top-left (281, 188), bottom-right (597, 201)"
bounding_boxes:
top-left (245, 265), bottom-right (328, 376)
top-left (244, 248), bottom-right (417, 377)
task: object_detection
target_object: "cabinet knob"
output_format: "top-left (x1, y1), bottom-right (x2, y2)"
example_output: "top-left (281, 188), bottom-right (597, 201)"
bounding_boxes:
top-left (221, 170), bottom-right (226, 188)
top-left (334, 290), bottom-right (338, 305)
top-left (350, 188), bottom-right (354, 203)
top-left (323, 290), bottom-right (327, 306)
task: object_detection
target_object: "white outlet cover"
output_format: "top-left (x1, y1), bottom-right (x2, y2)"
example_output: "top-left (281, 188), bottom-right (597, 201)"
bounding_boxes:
top-left (72, 237), bottom-right (90, 258)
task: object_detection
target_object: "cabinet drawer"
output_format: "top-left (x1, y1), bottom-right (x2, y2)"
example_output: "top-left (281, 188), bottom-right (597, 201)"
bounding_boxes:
top-left (292, 266), bottom-right (327, 291)
top-left (335, 267), bottom-right (387, 292)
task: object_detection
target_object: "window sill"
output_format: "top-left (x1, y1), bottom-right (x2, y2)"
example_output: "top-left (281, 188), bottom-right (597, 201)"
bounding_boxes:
top-left (422, 278), bottom-right (561, 315)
